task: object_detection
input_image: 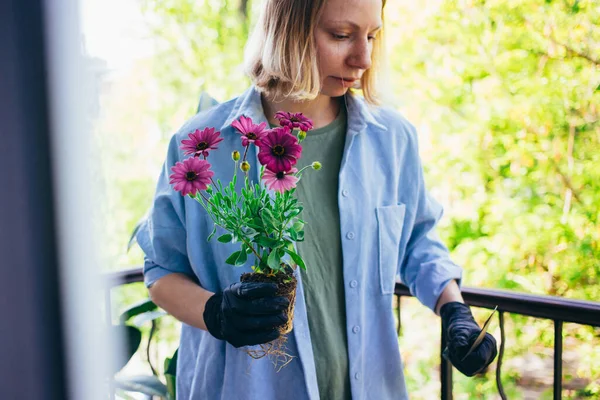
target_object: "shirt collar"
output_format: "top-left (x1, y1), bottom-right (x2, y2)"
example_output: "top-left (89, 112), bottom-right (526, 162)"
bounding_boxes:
top-left (220, 86), bottom-right (268, 131)
top-left (221, 85), bottom-right (388, 134)
top-left (344, 91), bottom-right (388, 134)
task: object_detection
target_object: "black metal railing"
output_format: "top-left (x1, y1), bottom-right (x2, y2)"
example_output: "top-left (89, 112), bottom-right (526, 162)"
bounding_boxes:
top-left (395, 283), bottom-right (600, 400)
top-left (106, 267), bottom-right (600, 399)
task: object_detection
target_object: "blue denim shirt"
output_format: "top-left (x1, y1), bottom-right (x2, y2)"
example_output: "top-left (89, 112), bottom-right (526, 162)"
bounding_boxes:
top-left (136, 86), bottom-right (463, 400)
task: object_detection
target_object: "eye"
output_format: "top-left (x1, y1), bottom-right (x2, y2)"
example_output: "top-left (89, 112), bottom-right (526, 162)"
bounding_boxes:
top-left (368, 35), bottom-right (376, 41)
top-left (332, 33), bottom-right (350, 40)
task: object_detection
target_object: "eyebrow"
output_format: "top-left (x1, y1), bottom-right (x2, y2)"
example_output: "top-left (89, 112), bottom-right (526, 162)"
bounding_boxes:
top-left (329, 20), bottom-right (383, 32)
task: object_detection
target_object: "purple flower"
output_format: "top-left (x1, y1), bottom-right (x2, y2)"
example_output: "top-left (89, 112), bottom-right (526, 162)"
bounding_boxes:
top-left (169, 157), bottom-right (214, 196)
top-left (231, 115), bottom-right (268, 147)
top-left (262, 167), bottom-right (298, 193)
top-left (180, 127), bottom-right (223, 157)
top-left (274, 111), bottom-right (313, 132)
top-left (257, 127), bottom-right (302, 173)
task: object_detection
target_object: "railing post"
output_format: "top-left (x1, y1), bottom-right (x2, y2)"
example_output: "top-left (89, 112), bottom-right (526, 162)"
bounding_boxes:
top-left (441, 322), bottom-right (453, 400)
top-left (105, 289), bottom-right (115, 400)
top-left (554, 320), bottom-right (563, 400)
top-left (496, 311), bottom-right (507, 400)
top-left (397, 295), bottom-right (402, 336)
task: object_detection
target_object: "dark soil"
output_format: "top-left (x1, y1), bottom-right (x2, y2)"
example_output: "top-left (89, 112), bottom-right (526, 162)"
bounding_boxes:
top-left (240, 271), bottom-right (297, 297)
top-left (240, 271), bottom-right (298, 335)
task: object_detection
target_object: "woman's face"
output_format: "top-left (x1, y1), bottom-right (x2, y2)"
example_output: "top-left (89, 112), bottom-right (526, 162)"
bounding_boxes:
top-left (314, 0), bottom-right (383, 98)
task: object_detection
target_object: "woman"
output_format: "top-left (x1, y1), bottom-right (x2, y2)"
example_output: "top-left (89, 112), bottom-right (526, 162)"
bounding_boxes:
top-left (136, 0), bottom-right (498, 399)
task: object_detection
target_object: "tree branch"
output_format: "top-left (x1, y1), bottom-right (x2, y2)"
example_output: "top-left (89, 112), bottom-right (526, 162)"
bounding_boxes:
top-left (551, 37), bottom-right (600, 66)
top-left (549, 157), bottom-right (583, 204)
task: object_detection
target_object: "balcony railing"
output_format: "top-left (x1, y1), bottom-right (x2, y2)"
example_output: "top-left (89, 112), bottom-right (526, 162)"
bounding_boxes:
top-left (106, 267), bottom-right (600, 399)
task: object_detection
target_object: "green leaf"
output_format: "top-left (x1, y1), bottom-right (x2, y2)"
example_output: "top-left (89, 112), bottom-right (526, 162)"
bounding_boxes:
top-left (284, 247), bottom-right (306, 271)
top-left (288, 228), bottom-right (298, 241)
top-left (242, 226), bottom-right (257, 237)
top-left (261, 208), bottom-right (278, 228)
top-left (165, 348), bottom-right (178, 376)
top-left (287, 209), bottom-right (300, 219)
top-left (111, 324), bottom-right (142, 373)
top-left (119, 299), bottom-right (157, 324)
top-left (225, 251), bottom-right (243, 265)
top-left (254, 235), bottom-right (280, 248)
top-left (114, 375), bottom-right (168, 397)
top-left (234, 249), bottom-right (248, 266)
top-left (207, 225), bottom-right (217, 242)
top-left (164, 348), bottom-right (178, 399)
top-left (217, 233), bottom-right (233, 243)
top-left (292, 220), bottom-right (304, 232)
top-left (267, 248), bottom-right (281, 270)
top-left (131, 310), bottom-right (168, 327)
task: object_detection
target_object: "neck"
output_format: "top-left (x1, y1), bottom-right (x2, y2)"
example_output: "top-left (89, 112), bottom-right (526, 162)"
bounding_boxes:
top-left (260, 92), bottom-right (341, 129)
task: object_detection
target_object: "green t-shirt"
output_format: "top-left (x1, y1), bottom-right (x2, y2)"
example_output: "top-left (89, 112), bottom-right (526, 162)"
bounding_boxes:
top-left (291, 103), bottom-right (351, 400)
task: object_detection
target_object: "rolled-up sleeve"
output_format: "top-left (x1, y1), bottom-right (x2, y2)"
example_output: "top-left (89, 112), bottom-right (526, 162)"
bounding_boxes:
top-left (136, 135), bottom-right (194, 287)
top-left (399, 134), bottom-right (463, 312)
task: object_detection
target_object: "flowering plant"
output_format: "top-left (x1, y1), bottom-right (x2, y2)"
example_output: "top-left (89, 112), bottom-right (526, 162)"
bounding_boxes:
top-left (169, 111), bottom-right (319, 277)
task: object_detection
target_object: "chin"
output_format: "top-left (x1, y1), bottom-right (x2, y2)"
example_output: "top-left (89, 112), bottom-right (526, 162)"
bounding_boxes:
top-left (321, 84), bottom-right (350, 98)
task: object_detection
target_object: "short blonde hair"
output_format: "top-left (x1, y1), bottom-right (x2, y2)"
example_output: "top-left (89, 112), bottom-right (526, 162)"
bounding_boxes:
top-left (244, 0), bottom-right (387, 105)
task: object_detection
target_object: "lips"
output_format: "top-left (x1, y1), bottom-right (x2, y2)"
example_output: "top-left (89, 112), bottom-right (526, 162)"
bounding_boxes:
top-left (332, 77), bottom-right (359, 88)
top-left (334, 77), bottom-right (358, 83)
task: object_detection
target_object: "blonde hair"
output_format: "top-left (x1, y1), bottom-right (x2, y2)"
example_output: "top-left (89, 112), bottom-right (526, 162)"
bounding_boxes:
top-left (244, 0), bottom-right (387, 105)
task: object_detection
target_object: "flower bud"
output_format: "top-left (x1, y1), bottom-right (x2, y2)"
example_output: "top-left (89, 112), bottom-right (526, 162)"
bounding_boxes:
top-left (232, 150), bottom-right (240, 161)
top-left (241, 161), bottom-right (251, 172)
top-left (311, 161), bottom-right (322, 170)
top-left (298, 131), bottom-right (307, 142)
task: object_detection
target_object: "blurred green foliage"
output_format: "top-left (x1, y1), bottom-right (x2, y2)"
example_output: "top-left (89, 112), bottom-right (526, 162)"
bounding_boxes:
top-left (97, 0), bottom-right (599, 398)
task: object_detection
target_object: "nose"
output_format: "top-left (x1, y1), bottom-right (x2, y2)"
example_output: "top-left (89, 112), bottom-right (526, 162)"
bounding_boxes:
top-left (346, 38), bottom-right (372, 71)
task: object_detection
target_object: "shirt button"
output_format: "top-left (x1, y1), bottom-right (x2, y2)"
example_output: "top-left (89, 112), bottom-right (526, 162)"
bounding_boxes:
top-left (355, 372), bottom-right (361, 380)
top-left (342, 189), bottom-right (349, 197)
top-left (346, 231), bottom-right (355, 240)
top-left (349, 280), bottom-right (358, 288)
top-left (352, 325), bottom-right (360, 334)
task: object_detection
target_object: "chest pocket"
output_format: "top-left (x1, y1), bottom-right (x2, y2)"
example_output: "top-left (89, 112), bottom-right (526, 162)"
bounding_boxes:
top-left (376, 204), bottom-right (406, 295)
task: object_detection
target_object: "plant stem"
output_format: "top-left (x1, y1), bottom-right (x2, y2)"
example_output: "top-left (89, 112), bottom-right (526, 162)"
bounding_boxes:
top-left (295, 165), bottom-right (313, 176)
top-left (199, 192), bottom-right (263, 262)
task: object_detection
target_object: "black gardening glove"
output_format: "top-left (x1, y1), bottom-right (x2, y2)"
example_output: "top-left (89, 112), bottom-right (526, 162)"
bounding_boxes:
top-left (440, 302), bottom-right (498, 377)
top-left (203, 282), bottom-right (289, 348)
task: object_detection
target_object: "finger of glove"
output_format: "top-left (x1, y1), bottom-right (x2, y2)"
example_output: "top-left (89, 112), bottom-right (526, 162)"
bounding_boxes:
top-left (231, 282), bottom-right (279, 299)
top-left (229, 328), bottom-right (281, 348)
top-left (230, 312), bottom-right (288, 331)
top-left (447, 322), bottom-right (478, 349)
top-left (451, 334), bottom-right (498, 376)
top-left (226, 294), bottom-right (289, 315)
top-left (448, 331), bottom-right (479, 360)
top-left (471, 333), bottom-right (498, 364)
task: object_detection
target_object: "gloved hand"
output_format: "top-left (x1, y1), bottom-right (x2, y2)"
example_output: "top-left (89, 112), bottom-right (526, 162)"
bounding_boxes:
top-left (440, 302), bottom-right (498, 377)
top-left (203, 282), bottom-right (289, 348)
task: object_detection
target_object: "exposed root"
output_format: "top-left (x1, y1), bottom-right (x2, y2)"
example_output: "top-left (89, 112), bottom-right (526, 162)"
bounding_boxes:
top-left (240, 271), bottom-right (298, 371)
top-left (244, 335), bottom-right (295, 372)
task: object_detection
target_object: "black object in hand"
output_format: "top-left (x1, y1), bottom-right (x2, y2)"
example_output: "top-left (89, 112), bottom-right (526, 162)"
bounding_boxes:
top-left (440, 302), bottom-right (498, 377)
top-left (203, 282), bottom-right (290, 348)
